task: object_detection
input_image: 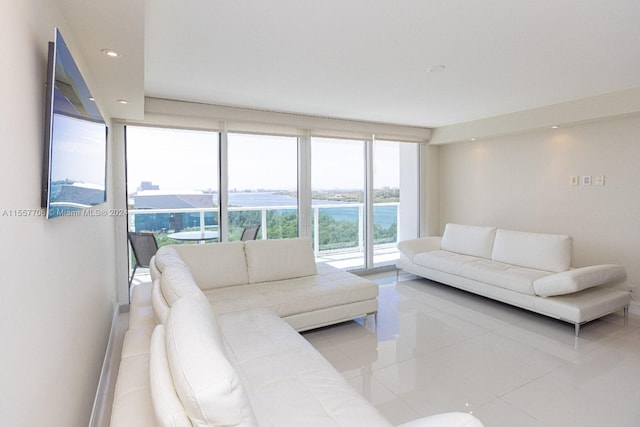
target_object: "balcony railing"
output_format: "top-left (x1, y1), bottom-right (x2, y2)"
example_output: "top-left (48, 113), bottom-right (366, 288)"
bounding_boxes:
top-left (128, 203), bottom-right (400, 259)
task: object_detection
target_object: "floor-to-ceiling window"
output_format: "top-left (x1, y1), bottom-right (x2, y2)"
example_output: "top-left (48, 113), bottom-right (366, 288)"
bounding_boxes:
top-left (227, 133), bottom-right (298, 241)
top-left (125, 124), bottom-right (420, 272)
top-left (126, 126), bottom-right (220, 247)
top-left (311, 137), bottom-right (366, 269)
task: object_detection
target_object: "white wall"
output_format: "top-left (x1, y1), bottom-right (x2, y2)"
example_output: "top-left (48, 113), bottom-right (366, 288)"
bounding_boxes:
top-left (438, 115), bottom-right (640, 309)
top-left (420, 144), bottom-right (440, 236)
top-left (0, 1), bottom-right (118, 426)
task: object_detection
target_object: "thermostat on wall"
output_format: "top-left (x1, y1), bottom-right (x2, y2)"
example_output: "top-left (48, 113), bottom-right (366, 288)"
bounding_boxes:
top-left (582, 176), bottom-right (592, 186)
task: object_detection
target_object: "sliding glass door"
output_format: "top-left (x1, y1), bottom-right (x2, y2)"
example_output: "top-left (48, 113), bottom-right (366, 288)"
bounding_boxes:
top-left (373, 140), bottom-right (419, 267)
top-left (311, 137), bottom-right (366, 269)
top-left (227, 133), bottom-right (298, 241)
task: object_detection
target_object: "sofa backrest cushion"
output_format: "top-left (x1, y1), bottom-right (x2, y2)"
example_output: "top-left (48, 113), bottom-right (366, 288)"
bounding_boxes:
top-left (159, 263), bottom-right (202, 306)
top-left (149, 325), bottom-right (191, 427)
top-left (150, 255), bottom-right (161, 281)
top-left (165, 294), bottom-right (258, 427)
top-left (151, 279), bottom-right (170, 324)
top-left (491, 229), bottom-right (572, 273)
top-left (174, 241), bottom-right (249, 290)
top-left (154, 246), bottom-right (188, 273)
top-left (440, 223), bottom-right (497, 259)
top-left (244, 237), bottom-right (317, 284)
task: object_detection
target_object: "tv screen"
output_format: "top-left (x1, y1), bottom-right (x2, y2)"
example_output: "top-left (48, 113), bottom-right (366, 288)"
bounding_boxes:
top-left (42, 28), bottom-right (108, 219)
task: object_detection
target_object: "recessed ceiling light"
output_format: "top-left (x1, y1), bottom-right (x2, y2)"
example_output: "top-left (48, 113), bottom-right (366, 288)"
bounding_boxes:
top-left (426, 64), bottom-right (446, 73)
top-left (89, 97), bottom-right (95, 102)
top-left (470, 137), bottom-right (477, 141)
top-left (551, 125), bottom-right (559, 129)
top-left (116, 99), bottom-right (128, 104)
top-left (101, 49), bottom-right (121, 58)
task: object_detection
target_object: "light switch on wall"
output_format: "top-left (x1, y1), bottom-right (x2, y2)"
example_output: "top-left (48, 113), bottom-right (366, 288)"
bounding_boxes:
top-left (582, 176), bottom-right (592, 186)
top-left (569, 176), bottom-right (579, 186)
top-left (595, 175), bottom-right (605, 185)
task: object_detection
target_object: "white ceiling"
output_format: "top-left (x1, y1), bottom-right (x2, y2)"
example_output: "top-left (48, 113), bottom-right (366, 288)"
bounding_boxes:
top-left (63, 0), bottom-right (640, 130)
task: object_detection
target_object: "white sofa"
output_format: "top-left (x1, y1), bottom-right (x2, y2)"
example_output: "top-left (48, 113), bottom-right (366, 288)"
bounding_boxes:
top-left (397, 224), bottom-right (630, 336)
top-left (111, 237), bottom-right (484, 427)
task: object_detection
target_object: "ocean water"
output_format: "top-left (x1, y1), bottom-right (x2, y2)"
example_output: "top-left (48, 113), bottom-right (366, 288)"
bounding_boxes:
top-left (228, 192), bottom-right (397, 228)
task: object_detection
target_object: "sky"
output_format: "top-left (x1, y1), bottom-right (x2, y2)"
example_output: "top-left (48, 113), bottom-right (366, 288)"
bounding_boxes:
top-left (126, 126), bottom-right (400, 195)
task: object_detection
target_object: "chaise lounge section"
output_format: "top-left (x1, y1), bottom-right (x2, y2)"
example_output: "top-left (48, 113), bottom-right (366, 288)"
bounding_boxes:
top-left (397, 224), bottom-right (630, 336)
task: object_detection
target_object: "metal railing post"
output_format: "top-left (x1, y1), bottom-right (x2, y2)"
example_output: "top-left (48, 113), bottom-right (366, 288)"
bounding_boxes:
top-left (261, 208), bottom-right (268, 239)
top-left (358, 204), bottom-right (364, 252)
top-left (313, 206), bottom-right (320, 255)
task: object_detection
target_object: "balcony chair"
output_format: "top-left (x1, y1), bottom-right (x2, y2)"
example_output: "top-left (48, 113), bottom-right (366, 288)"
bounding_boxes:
top-left (128, 231), bottom-right (159, 286)
top-left (240, 225), bottom-right (260, 241)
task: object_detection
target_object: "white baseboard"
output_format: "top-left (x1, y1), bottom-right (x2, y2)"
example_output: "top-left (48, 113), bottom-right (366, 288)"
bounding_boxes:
top-left (88, 303), bottom-right (123, 427)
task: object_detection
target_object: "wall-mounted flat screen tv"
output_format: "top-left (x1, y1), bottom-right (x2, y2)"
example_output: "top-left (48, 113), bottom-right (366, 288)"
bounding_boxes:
top-left (42, 28), bottom-right (108, 219)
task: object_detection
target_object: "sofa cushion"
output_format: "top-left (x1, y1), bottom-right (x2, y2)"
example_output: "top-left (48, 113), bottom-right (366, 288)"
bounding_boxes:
top-left (149, 325), bottom-right (191, 427)
top-left (245, 237), bottom-right (317, 284)
top-left (131, 281), bottom-right (153, 308)
top-left (121, 327), bottom-right (154, 359)
top-left (533, 264), bottom-right (627, 297)
top-left (257, 263), bottom-right (379, 317)
top-left (110, 353), bottom-right (155, 427)
top-left (491, 229), bottom-right (572, 273)
top-left (174, 241), bottom-right (249, 290)
top-left (159, 263), bottom-right (202, 306)
top-left (461, 259), bottom-right (550, 295)
top-left (397, 413), bottom-right (484, 427)
top-left (441, 224), bottom-right (497, 259)
top-left (413, 250), bottom-right (482, 276)
top-left (204, 284), bottom-right (268, 314)
top-left (217, 308), bottom-right (393, 427)
top-left (165, 294), bottom-right (258, 427)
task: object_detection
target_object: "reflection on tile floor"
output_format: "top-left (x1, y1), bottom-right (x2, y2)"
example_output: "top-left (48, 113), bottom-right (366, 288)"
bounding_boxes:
top-left (302, 272), bottom-right (640, 427)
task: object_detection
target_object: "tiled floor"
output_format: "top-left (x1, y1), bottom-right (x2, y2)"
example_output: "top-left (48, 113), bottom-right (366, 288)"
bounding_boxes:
top-left (302, 272), bottom-right (640, 427)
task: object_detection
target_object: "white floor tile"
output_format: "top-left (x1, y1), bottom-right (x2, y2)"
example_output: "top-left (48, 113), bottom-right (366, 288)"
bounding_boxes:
top-left (375, 397), bottom-right (422, 426)
top-left (303, 273), bottom-right (640, 427)
top-left (346, 374), bottom-right (397, 406)
top-left (473, 398), bottom-right (545, 427)
top-left (429, 331), bottom-right (568, 396)
top-left (502, 374), bottom-right (636, 427)
top-left (372, 355), bottom-right (496, 412)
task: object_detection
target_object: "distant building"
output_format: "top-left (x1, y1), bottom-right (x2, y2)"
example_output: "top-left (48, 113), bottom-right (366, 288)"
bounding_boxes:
top-left (138, 181), bottom-right (159, 191)
top-left (132, 190), bottom-right (216, 232)
top-left (133, 190), bottom-right (214, 209)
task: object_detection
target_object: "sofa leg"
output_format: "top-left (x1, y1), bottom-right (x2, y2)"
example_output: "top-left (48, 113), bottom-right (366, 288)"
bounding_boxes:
top-left (365, 312), bottom-right (378, 331)
top-left (624, 306), bottom-right (629, 327)
top-left (575, 323), bottom-right (580, 337)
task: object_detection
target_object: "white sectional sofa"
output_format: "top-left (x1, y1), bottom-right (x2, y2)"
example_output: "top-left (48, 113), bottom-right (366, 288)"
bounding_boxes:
top-left (397, 224), bottom-right (630, 336)
top-left (111, 237), bottom-right (484, 427)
